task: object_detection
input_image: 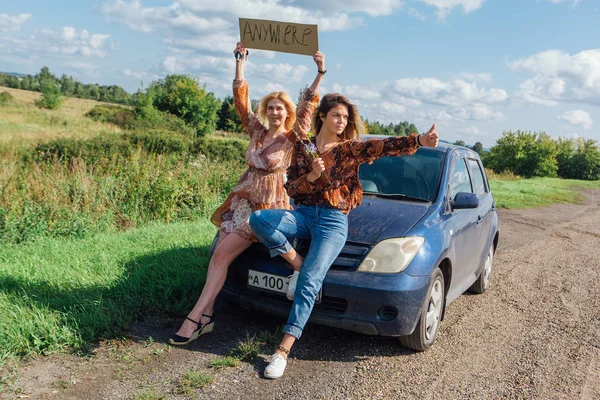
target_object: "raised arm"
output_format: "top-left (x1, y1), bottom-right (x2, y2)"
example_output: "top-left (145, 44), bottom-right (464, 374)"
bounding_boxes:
top-left (232, 42), bottom-right (255, 133)
top-left (292, 51), bottom-right (326, 140)
top-left (352, 124), bottom-right (440, 165)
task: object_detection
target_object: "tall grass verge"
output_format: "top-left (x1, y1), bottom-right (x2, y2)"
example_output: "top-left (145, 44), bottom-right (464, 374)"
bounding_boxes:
top-left (0, 150), bottom-right (244, 244)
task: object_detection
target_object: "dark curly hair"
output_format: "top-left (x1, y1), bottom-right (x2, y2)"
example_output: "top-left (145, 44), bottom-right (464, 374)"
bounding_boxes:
top-left (312, 93), bottom-right (364, 140)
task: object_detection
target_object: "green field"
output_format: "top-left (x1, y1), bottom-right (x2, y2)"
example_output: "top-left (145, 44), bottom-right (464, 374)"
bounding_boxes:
top-left (488, 175), bottom-right (600, 209)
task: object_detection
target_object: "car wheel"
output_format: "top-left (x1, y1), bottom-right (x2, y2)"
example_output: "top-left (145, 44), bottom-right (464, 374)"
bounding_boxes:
top-left (398, 267), bottom-right (445, 352)
top-left (468, 245), bottom-right (494, 294)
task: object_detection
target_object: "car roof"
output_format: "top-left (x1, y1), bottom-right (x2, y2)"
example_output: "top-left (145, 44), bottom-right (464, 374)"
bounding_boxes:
top-left (359, 134), bottom-right (479, 158)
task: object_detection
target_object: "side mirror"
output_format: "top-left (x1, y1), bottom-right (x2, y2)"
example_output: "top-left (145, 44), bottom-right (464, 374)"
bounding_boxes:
top-left (450, 192), bottom-right (479, 210)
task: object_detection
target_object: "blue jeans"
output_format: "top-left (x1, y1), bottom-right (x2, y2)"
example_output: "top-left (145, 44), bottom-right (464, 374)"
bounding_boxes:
top-left (249, 204), bottom-right (348, 339)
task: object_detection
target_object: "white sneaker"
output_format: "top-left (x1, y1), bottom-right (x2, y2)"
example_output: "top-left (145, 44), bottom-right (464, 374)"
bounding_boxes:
top-left (264, 353), bottom-right (287, 379)
top-left (286, 270), bottom-right (299, 300)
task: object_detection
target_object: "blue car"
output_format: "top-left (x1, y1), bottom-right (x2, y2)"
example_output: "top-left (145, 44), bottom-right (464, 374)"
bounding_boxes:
top-left (219, 137), bottom-right (500, 351)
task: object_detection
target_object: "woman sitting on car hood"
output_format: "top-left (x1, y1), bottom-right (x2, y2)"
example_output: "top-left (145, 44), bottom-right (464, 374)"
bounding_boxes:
top-left (250, 92), bottom-right (440, 379)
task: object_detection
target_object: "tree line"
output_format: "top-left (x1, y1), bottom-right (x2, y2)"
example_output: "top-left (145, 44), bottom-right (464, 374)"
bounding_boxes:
top-left (3, 67), bottom-right (598, 180)
top-left (0, 67), bottom-right (134, 105)
top-left (484, 130), bottom-right (600, 181)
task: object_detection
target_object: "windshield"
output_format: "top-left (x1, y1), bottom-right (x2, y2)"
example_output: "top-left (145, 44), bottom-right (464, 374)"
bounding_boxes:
top-left (358, 149), bottom-right (445, 202)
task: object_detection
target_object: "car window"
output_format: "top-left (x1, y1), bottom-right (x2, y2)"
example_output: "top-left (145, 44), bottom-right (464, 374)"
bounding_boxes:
top-left (467, 158), bottom-right (487, 196)
top-left (358, 149), bottom-right (444, 201)
top-left (449, 159), bottom-right (472, 200)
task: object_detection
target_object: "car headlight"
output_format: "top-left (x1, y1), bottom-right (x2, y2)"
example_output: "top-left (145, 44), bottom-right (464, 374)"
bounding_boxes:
top-left (357, 237), bottom-right (425, 274)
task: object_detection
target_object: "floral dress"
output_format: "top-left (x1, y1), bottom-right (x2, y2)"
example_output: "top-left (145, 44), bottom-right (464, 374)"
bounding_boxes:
top-left (210, 79), bottom-right (318, 241)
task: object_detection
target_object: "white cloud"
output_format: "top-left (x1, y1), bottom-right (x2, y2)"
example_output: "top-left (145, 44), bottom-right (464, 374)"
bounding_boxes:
top-left (509, 49), bottom-right (600, 106)
top-left (414, 0), bottom-right (486, 19)
top-left (248, 63), bottom-right (308, 83)
top-left (558, 110), bottom-right (593, 129)
top-left (449, 103), bottom-right (503, 121)
top-left (408, 7), bottom-right (427, 21)
top-left (101, 1), bottom-right (231, 34)
top-left (0, 13), bottom-right (31, 32)
top-left (379, 101), bottom-right (407, 115)
top-left (458, 72), bottom-right (492, 82)
top-left (37, 27), bottom-right (112, 58)
top-left (123, 68), bottom-right (162, 81)
top-left (543, 0), bottom-right (580, 4)
top-left (331, 83), bottom-right (381, 101)
top-left (386, 77), bottom-right (507, 106)
top-left (254, 82), bottom-right (290, 96)
top-left (464, 125), bottom-right (481, 135)
top-left (177, 0), bottom-right (362, 31)
top-left (65, 61), bottom-right (99, 76)
top-left (161, 55), bottom-right (236, 78)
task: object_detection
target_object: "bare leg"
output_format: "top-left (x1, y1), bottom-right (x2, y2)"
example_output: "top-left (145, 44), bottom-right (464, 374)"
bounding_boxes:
top-left (280, 248), bottom-right (304, 271)
top-left (175, 231), bottom-right (253, 337)
top-left (276, 333), bottom-right (296, 358)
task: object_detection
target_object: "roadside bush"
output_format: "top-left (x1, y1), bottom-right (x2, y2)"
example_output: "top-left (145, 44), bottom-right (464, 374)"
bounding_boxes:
top-left (33, 136), bottom-right (134, 164)
top-left (0, 153), bottom-right (245, 244)
top-left (191, 137), bottom-right (247, 163)
top-left (487, 130), bottom-right (558, 178)
top-left (149, 75), bottom-right (220, 136)
top-left (85, 105), bottom-right (136, 126)
top-left (0, 91), bottom-right (14, 105)
top-left (128, 113), bottom-right (196, 137)
top-left (35, 80), bottom-right (63, 110)
top-left (128, 130), bottom-right (192, 154)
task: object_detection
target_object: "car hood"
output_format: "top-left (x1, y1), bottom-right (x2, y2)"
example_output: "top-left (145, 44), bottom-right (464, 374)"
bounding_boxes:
top-left (347, 196), bottom-right (430, 245)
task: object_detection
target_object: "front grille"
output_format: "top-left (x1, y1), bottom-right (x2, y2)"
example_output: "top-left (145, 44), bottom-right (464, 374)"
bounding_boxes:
top-left (318, 297), bottom-right (348, 314)
top-left (250, 290), bottom-right (348, 315)
top-left (295, 241), bottom-right (370, 271)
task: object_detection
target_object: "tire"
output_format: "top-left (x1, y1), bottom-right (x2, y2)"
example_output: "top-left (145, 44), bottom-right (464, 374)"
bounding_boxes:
top-left (469, 245), bottom-right (494, 294)
top-left (398, 267), bottom-right (445, 352)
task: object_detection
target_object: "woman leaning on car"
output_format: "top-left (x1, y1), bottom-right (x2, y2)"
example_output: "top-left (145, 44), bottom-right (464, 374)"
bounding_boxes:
top-left (249, 91), bottom-right (440, 379)
top-left (167, 43), bottom-right (327, 347)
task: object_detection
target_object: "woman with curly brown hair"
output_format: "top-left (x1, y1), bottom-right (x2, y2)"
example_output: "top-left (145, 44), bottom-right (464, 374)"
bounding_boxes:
top-left (250, 92), bottom-right (440, 378)
top-left (169, 43), bottom-right (327, 346)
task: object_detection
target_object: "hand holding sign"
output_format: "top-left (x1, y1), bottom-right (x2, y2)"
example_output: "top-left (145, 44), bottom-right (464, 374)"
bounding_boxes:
top-left (234, 42), bottom-right (248, 61)
top-left (313, 51), bottom-right (325, 71)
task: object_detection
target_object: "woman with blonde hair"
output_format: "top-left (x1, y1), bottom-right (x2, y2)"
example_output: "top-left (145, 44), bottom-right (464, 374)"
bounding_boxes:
top-left (250, 92), bottom-right (440, 378)
top-left (169, 43), bottom-right (327, 345)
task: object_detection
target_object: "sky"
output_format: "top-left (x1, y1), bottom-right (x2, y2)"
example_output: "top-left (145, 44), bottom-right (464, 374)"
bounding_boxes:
top-left (1, 0), bottom-right (600, 147)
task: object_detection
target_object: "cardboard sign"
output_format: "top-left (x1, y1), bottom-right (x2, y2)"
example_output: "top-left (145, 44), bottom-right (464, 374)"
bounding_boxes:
top-left (239, 18), bottom-right (318, 56)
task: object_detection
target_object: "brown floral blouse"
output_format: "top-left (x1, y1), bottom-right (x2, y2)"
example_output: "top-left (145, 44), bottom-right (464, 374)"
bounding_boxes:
top-left (210, 79), bottom-right (318, 240)
top-left (285, 134), bottom-right (421, 214)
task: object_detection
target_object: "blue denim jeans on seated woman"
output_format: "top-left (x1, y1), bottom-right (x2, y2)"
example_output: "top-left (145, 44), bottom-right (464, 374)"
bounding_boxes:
top-left (249, 204), bottom-right (348, 339)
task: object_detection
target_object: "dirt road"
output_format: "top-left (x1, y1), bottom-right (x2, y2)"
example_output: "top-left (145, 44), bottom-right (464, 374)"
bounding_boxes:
top-left (4, 190), bottom-right (600, 399)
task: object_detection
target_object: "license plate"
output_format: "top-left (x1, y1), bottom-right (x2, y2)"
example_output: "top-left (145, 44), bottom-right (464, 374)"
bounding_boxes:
top-left (247, 270), bottom-right (321, 302)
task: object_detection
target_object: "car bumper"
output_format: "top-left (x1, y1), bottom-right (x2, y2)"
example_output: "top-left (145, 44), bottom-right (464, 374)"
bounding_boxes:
top-left (222, 261), bottom-right (431, 337)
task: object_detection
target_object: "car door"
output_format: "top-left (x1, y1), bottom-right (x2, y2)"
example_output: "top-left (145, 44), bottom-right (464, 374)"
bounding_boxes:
top-left (448, 153), bottom-right (479, 291)
top-left (467, 158), bottom-right (494, 269)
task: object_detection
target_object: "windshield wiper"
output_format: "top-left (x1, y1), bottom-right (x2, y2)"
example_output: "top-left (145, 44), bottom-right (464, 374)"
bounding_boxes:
top-left (365, 192), bottom-right (430, 202)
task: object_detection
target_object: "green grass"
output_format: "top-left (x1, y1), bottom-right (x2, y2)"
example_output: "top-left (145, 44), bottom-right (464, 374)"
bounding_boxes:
top-left (0, 220), bottom-right (217, 365)
top-left (208, 356), bottom-right (240, 370)
top-left (179, 369), bottom-right (213, 396)
top-left (132, 389), bottom-right (166, 400)
top-left (488, 176), bottom-right (600, 209)
top-left (228, 333), bottom-right (262, 362)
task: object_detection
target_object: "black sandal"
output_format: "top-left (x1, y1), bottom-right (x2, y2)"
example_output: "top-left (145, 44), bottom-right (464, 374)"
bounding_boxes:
top-left (168, 314), bottom-right (214, 346)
